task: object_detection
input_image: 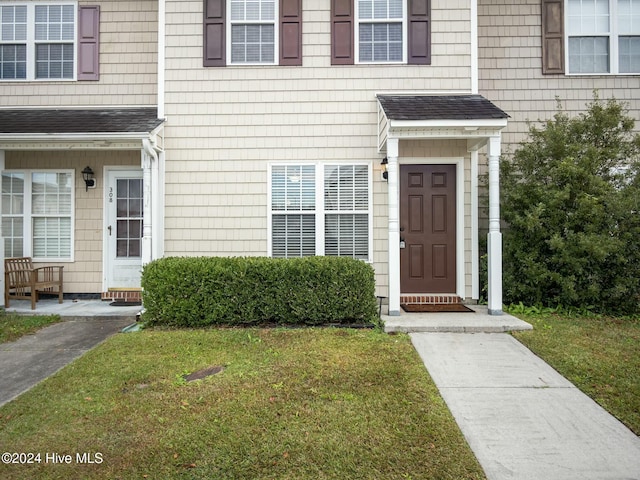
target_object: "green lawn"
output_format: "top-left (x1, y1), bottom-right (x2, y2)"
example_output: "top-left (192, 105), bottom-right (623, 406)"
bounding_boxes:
top-left (0, 311), bottom-right (60, 344)
top-left (512, 312), bottom-right (640, 435)
top-left (0, 328), bottom-right (486, 479)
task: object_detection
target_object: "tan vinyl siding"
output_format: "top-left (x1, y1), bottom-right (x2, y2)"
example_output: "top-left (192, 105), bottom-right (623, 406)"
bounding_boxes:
top-left (478, 0), bottom-right (640, 151)
top-left (164, 0), bottom-right (475, 297)
top-left (0, 0), bottom-right (157, 107)
top-left (4, 150), bottom-right (139, 293)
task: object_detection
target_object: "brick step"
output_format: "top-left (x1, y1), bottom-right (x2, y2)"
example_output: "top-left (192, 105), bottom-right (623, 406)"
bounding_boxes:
top-left (400, 295), bottom-right (462, 305)
top-left (101, 289), bottom-right (142, 303)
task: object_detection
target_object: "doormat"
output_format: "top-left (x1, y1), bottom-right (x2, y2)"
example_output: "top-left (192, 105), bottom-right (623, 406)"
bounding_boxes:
top-left (401, 303), bottom-right (474, 313)
top-left (110, 300), bottom-right (142, 307)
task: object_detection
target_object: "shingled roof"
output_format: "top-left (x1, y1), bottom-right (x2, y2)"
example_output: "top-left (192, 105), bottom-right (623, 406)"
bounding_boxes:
top-left (377, 95), bottom-right (509, 121)
top-left (0, 107), bottom-right (164, 134)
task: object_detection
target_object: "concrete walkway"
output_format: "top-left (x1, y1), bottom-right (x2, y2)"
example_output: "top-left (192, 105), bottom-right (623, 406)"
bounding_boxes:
top-left (0, 299), bottom-right (138, 407)
top-left (411, 332), bottom-right (640, 480)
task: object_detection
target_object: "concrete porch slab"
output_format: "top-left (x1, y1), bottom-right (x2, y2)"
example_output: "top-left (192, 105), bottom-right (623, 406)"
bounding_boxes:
top-left (382, 305), bottom-right (533, 333)
top-left (4, 298), bottom-right (142, 318)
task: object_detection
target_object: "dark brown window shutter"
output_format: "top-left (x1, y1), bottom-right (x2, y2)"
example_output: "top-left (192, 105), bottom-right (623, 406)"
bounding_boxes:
top-left (408, 0), bottom-right (430, 65)
top-left (77, 6), bottom-right (100, 80)
top-left (280, 0), bottom-right (302, 65)
top-left (331, 0), bottom-right (354, 65)
top-left (541, 0), bottom-right (564, 74)
top-left (204, 0), bottom-right (225, 67)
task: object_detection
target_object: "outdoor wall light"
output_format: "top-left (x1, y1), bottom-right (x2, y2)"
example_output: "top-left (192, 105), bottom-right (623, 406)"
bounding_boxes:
top-left (381, 157), bottom-right (388, 181)
top-left (82, 166), bottom-right (96, 191)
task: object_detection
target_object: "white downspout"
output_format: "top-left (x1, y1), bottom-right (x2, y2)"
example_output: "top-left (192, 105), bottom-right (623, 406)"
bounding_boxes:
top-left (142, 138), bottom-right (160, 265)
top-left (471, 0), bottom-right (478, 94)
top-left (157, 0), bottom-right (165, 119)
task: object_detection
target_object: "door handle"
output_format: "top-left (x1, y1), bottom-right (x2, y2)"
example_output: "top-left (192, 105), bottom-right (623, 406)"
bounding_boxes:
top-left (108, 225), bottom-right (112, 236)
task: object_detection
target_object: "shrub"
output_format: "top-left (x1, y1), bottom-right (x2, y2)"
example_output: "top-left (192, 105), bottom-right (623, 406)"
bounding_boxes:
top-left (141, 256), bottom-right (379, 327)
top-left (500, 94), bottom-right (640, 315)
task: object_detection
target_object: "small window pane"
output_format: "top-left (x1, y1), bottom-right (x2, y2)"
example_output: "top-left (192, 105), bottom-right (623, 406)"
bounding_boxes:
top-left (360, 22), bottom-right (403, 62)
top-left (568, 36), bottom-right (609, 73)
top-left (619, 36), bottom-right (640, 72)
top-left (231, 24), bottom-right (274, 63)
top-left (272, 214), bottom-right (315, 258)
top-left (0, 45), bottom-right (27, 79)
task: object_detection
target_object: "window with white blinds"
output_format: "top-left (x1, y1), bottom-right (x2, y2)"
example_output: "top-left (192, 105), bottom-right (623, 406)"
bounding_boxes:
top-left (357, 0), bottom-right (404, 63)
top-left (271, 165), bottom-right (316, 258)
top-left (270, 164), bottom-right (371, 261)
top-left (0, 2), bottom-right (76, 80)
top-left (1, 170), bottom-right (73, 260)
top-left (2, 172), bottom-right (25, 257)
top-left (229, 0), bottom-right (277, 64)
top-left (567, 0), bottom-right (640, 74)
top-left (324, 165), bottom-right (369, 259)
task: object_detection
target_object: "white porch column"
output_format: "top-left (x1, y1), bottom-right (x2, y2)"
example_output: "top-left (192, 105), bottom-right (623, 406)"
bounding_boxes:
top-left (152, 150), bottom-right (164, 260)
top-left (387, 138), bottom-right (401, 316)
top-left (0, 150), bottom-right (4, 307)
top-left (487, 136), bottom-right (503, 315)
top-left (141, 146), bottom-right (153, 266)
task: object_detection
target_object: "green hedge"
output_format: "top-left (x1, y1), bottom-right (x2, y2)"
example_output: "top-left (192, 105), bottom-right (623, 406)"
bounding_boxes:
top-left (140, 256), bottom-right (379, 327)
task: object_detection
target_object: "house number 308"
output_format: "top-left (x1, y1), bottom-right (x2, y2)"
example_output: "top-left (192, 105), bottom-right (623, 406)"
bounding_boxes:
top-left (108, 187), bottom-right (113, 203)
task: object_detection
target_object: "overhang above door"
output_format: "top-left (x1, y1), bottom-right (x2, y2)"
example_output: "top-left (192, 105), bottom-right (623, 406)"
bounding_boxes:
top-left (377, 94), bottom-right (509, 152)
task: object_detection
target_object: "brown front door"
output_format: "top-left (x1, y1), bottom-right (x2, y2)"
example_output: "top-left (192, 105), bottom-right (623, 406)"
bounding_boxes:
top-left (400, 164), bottom-right (456, 293)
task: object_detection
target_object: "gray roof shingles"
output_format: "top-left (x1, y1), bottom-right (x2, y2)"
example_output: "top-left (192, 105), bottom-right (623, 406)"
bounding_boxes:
top-left (377, 95), bottom-right (509, 121)
top-left (0, 107), bottom-right (164, 134)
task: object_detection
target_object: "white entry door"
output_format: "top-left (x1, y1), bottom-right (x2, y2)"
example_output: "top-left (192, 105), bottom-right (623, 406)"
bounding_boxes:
top-left (104, 169), bottom-right (143, 289)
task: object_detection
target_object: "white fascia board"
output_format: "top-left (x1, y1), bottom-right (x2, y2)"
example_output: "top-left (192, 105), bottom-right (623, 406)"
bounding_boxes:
top-left (0, 132), bottom-right (152, 141)
top-left (389, 118), bottom-right (508, 129)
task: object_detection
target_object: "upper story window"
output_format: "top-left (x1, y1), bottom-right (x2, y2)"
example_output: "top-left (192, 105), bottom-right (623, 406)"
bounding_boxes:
top-left (204, 0), bottom-right (302, 67)
top-left (229, 0), bottom-right (277, 64)
top-left (0, 2), bottom-right (76, 81)
top-left (567, 0), bottom-right (640, 74)
top-left (330, 0), bottom-right (429, 66)
top-left (357, 0), bottom-right (404, 63)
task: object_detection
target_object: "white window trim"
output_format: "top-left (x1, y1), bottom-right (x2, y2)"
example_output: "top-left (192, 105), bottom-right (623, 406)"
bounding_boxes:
top-left (355, 0), bottom-right (407, 64)
top-left (267, 162), bottom-right (373, 262)
top-left (2, 169), bottom-right (75, 262)
top-left (226, 0), bottom-right (279, 66)
top-left (0, 1), bottom-right (77, 82)
top-left (565, 0), bottom-right (639, 75)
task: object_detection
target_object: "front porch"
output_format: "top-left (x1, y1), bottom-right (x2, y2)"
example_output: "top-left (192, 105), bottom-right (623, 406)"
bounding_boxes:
top-left (377, 94), bottom-right (509, 316)
top-left (0, 108), bottom-right (165, 304)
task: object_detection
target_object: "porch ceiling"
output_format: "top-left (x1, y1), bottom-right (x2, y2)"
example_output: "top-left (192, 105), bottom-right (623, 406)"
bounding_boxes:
top-left (0, 107), bottom-right (164, 150)
top-left (377, 94), bottom-right (509, 151)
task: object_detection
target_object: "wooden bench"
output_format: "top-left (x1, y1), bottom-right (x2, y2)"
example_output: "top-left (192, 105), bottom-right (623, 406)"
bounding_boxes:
top-left (4, 257), bottom-right (64, 310)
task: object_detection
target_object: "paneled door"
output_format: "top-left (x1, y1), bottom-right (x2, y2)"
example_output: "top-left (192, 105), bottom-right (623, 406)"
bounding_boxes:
top-left (104, 169), bottom-right (143, 289)
top-left (400, 164), bottom-right (456, 293)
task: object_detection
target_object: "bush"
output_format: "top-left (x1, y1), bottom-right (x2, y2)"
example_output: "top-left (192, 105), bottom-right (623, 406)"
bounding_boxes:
top-left (500, 94), bottom-right (640, 315)
top-left (141, 256), bottom-right (379, 327)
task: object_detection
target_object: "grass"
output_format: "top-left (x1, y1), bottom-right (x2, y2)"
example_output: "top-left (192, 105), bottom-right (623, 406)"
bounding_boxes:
top-left (511, 311), bottom-right (640, 435)
top-left (0, 311), bottom-right (61, 344)
top-left (0, 328), bottom-right (486, 479)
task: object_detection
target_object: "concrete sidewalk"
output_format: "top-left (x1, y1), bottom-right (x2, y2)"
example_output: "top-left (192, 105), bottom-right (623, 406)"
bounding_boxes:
top-left (0, 314), bottom-right (134, 407)
top-left (411, 332), bottom-right (640, 480)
